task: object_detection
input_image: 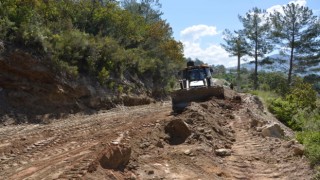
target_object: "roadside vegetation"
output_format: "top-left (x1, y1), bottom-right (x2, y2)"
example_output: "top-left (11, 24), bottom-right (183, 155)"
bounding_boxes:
top-left (252, 78), bottom-right (320, 178)
top-left (0, 0), bottom-right (185, 97)
top-left (218, 2), bottom-right (320, 175)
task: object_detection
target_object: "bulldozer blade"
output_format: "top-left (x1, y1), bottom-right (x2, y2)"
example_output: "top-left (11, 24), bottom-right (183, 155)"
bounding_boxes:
top-left (171, 86), bottom-right (224, 112)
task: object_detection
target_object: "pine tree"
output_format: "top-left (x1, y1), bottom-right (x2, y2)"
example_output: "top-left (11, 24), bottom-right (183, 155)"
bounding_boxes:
top-left (270, 3), bottom-right (320, 85)
top-left (239, 7), bottom-right (273, 90)
top-left (221, 29), bottom-right (249, 91)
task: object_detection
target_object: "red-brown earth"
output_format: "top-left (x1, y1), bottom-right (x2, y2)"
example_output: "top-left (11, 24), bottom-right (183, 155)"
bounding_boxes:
top-left (0, 88), bottom-right (315, 179)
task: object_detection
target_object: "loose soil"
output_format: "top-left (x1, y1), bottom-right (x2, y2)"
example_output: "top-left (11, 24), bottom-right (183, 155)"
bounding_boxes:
top-left (0, 90), bottom-right (315, 179)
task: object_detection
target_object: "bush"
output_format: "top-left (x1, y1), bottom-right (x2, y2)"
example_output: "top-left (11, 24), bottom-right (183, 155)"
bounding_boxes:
top-left (108, 81), bottom-right (115, 90)
top-left (287, 81), bottom-right (317, 110)
top-left (50, 30), bottom-right (92, 72)
top-left (296, 131), bottom-right (320, 166)
top-left (259, 83), bottom-right (270, 91)
top-left (250, 90), bottom-right (279, 107)
top-left (0, 17), bottom-right (16, 40)
top-left (267, 82), bottom-right (320, 170)
top-left (98, 67), bottom-right (110, 85)
top-left (258, 72), bottom-right (289, 96)
top-left (268, 82), bottom-right (317, 130)
top-left (269, 98), bottom-right (299, 128)
top-left (117, 85), bottom-right (124, 94)
top-left (51, 58), bottom-right (79, 78)
top-left (294, 108), bottom-right (320, 168)
top-left (293, 108), bottom-right (320, 131)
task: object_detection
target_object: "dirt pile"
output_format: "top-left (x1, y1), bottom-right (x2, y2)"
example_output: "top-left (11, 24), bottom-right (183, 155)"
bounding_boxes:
top-left (86, 95), bottom-right (242, 179)
top-left (84, 91), bottom-right (314, 179)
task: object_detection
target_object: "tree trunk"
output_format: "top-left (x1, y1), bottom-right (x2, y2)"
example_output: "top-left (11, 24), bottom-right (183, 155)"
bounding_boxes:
top-left (254, 43), bottom-right (258, 90)
top-left (288, 33), bottom-right (295, 86)
top-left (254, 25), bottom-right (258, 90)
top-left (254, 56), bottom-right (258, 90)
top-left (288, 47), bottom-right (294, 86)
top-left (237, 54), bottom-right (241, 91)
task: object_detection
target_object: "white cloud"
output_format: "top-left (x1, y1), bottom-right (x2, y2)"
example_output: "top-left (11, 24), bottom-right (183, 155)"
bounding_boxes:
top-left (180, 25), bottom-right (219, 41)
top-left (181, 40), bottom-right (238, 68)
top-left (267, 0), bottom-right (307, 13)
top-left (180, 25), bottom-right (238, 67)
top-left (178, 0), bottom-right (310, 68)
top-left (266, 5), bottom-right (283, 14)
top-left (289, 0), bottom-right (307, 6)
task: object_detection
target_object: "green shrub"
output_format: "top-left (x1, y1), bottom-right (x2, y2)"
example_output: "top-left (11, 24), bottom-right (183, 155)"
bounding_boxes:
top-left (19, 22), bottom-right (50, 49)
top-left (117, 85), bottom-right (124, 94)
top-left (258, 72), bottom-right (289, 96)
top-left (269, 98), bottom-right (299, 129)
top-left (296, 131), bottom-right (320, 166)
top-left (0, 17), bottom-right (16, 40)
top-left (259, 83), bottom-right (270, 91)
top-left (51, 58), bottom-right (79, 78)
top-left (287, 82), bottom-right (317, 110)
top-left (293, 108), bottom-right (320, 131)
top-left (108, 81), bottom-right (115, 90)
top-left (51, 30), bottom-right (91, 71)
top-left (268, 82), bottom-right (317, 130)
top-left (98, 67), bottom-right (110, 85)
top-left (250, 90), bottom-right (278, 106)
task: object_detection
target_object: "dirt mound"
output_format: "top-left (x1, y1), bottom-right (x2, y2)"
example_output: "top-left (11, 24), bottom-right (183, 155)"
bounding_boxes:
top-left (85, 97), bottom-right (241, 179)
top-left (84, 92), bottom-right (313, 179)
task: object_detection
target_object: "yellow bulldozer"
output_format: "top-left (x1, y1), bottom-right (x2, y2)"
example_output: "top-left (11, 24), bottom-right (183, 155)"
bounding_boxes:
top-left (171, 61), bottom-right (224, 112)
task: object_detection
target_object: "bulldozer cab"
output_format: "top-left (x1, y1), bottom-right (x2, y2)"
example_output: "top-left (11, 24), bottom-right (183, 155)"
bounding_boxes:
top-left (184, 67), bottom-right (211, 80)
top-left (179, 65), bottom-right (213, 89)
top-left (172, 61), bottom-right (224, 112)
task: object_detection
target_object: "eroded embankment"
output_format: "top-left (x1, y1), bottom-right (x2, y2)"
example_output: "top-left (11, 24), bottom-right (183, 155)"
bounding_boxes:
top-left (0, 50), bottom-right (153, 125)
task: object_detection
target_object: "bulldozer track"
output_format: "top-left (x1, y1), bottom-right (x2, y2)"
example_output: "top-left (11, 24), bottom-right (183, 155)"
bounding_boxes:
top-left (223, 109), bottom-right (312, 180)
top-left (0, 103), bottom-right (170, 179)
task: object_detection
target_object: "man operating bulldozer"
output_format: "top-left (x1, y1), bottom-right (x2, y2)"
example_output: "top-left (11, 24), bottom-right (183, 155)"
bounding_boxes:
top-left (171, 61), bottom-right (224, 112)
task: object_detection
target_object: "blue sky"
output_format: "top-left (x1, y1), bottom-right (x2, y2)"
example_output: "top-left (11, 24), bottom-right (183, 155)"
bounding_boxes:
top-left (160, 0), bottom-right (320, 67)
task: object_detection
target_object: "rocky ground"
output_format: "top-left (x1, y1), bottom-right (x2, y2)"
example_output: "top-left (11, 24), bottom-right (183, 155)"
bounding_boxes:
top-left (0, 89), bottom-right (315, 179)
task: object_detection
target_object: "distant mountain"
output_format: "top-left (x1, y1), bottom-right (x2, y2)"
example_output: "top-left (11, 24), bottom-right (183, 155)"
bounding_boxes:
top-left (229, 54), bottom-right (320, 76)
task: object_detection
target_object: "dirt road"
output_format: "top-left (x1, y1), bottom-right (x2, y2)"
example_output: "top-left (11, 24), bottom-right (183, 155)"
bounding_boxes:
top-left (0, 93), bottom-right (314, 179)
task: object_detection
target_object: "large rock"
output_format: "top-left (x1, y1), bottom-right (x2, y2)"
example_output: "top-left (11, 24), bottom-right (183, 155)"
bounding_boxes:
top-left (292, 144), bottom-right (305, 156)
top-left (250, 118), bottom-right (265, 128)
top-left (261, 123), bottom-right (284, 138)
top-left (98, 143), bottom-right (131, 169)
top-left (164, 119), bottom-right (191, 145)
top-left (215, 148), bottom-right (232, 156)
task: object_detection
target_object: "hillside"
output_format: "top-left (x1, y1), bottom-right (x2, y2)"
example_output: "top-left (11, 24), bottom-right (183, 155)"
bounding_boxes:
top-left (0, 48), bottom-right (156, 124)
top-left (0, 0), bottom-right (185, 124)
top-left (230, 54), bottom-right (320, 76)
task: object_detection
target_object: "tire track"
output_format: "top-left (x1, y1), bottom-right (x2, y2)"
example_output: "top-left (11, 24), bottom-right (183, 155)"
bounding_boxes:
top-left (223, 109), bottom-right (311, 180)
top-left (0, 103), bottom-right (170, 179)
